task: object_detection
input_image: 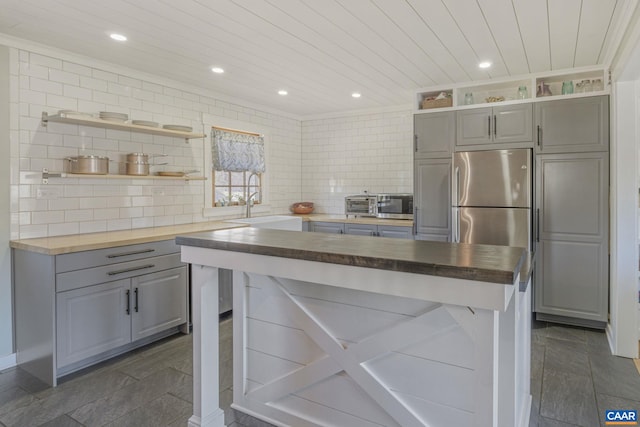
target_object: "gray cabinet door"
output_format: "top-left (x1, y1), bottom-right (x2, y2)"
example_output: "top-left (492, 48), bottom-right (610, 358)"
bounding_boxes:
top-left (310, 221), bottom-right (344, 234)
top-left (414, 111), bottom-right (455, 158)
top-left (534, 153), bottom-right (609, 323)
top-left (56, 279), bottom-right (131, 368)
top-left (377, 225), bottom-right (412, 239)
top-left (493, 104), bottom-right (533, 144)
top-left (414, 158), bottom-right (451, 241)
top-left (344, 223), bottom-right (377, 236)
top-left (456, 107), bottom-right (492, 146)
top-left (535, 96), bottom-right (609, 153)
top-left (457, 105), bottom-right (532, 147)
top-left (131, 266), bottom-right (188, 341)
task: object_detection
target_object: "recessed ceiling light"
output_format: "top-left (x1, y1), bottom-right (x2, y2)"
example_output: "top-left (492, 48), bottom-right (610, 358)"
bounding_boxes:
top-left (478, 61), bottom-right (492, 69)
top-left (278, 90), bottom-right (288, 96)
top-left (352, 92), bottom-right (361, 98)
top-left (110, 33), bottom-right (127, 42)
top-left (211, 67), bottom-right (224, 74)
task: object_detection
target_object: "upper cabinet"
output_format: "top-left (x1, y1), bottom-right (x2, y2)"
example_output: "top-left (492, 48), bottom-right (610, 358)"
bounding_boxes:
top-left (414, 112), bottom-right (455, 159)
top-left (456, 104), bottom-right (533, 147)
top-left (535, 96), bottom-right (609, 154)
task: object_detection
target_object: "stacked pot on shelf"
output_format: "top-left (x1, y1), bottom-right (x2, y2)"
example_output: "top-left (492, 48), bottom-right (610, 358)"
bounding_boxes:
top-left (125, 153), bottom-right (167, 176)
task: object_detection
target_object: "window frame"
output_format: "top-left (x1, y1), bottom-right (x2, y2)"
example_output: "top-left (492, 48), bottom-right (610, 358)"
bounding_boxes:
top-left (202, 115), bottom-right (270, 218)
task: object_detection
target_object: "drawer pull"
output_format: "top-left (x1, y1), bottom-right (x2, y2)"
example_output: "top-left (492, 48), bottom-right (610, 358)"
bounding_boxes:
top-left (107, 264), bottom-right (155, 276)
top-left (107, 249), bottom-right (155, 259)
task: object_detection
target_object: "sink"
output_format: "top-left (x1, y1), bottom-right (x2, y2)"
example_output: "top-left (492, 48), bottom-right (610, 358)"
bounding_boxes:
top-left (226, 215), bottom-right (302, 231)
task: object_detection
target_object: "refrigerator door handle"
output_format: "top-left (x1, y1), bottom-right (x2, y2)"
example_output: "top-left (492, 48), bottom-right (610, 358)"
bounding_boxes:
top-left (452, 207), bottom-right (460, 243)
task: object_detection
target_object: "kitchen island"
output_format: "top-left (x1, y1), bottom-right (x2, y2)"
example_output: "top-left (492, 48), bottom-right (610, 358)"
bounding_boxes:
top-left (177, 228), bottom-right (532, 427)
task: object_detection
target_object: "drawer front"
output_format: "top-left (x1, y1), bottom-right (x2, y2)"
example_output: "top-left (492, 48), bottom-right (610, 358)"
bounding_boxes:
top-left (56, 240), bottom-right (180, 273)
top-left (56, 253), bottom-right (183, 292)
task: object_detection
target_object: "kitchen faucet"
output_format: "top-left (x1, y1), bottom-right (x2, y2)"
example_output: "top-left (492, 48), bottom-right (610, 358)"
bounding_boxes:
top-left (246, 172), bottom-right (260, 218)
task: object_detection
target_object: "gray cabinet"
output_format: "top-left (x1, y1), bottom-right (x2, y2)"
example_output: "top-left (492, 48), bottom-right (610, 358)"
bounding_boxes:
top-left (14, 239), bottom-right (189, 386)
top-left (535, 96), bottom-right (609, 153)
top-left (344, 223), bottom-right (412, 239)
top-left (56, 279), bottom-right (131, 368)
top-left (414, 111), bottom-right (455, 158)
top-left (310, 221), bottom-right (345, 234)
top-left (132, 267), bottom-right (188, 341)
top-left (414, 158), bottom-right (451, 241)
top-left (534, 152), bottom-right (609, 326)
top-left (377, 225), bottom-right (413, 239)
top-left (456, 104), bottom-right (533, 147)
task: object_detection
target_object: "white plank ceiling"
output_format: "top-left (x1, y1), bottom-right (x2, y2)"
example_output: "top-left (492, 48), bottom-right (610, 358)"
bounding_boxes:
top-left (0, 0), bottom-right (627, 117)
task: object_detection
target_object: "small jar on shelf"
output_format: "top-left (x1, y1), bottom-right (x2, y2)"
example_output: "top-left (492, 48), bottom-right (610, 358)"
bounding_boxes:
top-left (592, 79), bottom-right (604, 91)
top-left (464, 92), bottom-right (474, 105)
top-left (517, 86), bottom-right (528, 99)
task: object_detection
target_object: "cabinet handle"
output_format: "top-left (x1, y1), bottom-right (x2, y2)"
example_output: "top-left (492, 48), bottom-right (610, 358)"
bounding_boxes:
top-left (536, 208), bottom-right (540, 242)
top-left (488, 116), bottom-right (491, 137)
top-left (537, 125), bottom-right (541, 146)
top-left (414, 134), bottom-right (418, 153)
top-left (107, 248), bottom-right (155, 258)
top-left (134, 288), bottom-right (139, 313)
top-left (413, 208), bottom-right (417, 235)
top-left (493, 115), bottom-right (497, 136)
top-left (126, 289), bottom-right (130, 315)
top-left (107, 264), bottom-right (155, 276)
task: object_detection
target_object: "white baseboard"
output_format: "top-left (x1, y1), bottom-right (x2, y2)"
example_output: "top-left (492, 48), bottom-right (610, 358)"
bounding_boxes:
top-left (0, 353), bottom-right (16, 371)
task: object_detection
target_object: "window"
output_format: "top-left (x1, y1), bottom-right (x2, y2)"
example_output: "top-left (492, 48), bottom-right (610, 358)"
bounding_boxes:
top-left (210, 126), bottom-right (265, 208)
top-left (213, 170), bottom-right (261, 207)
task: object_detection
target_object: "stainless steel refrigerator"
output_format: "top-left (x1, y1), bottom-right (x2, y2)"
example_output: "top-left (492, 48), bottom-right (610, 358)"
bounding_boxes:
top-left (452, 149), bottom-right (531, 249)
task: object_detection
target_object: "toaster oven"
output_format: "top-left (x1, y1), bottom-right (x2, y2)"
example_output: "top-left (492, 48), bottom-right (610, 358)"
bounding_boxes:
top-left (345, 195), bottom-right (377, 217)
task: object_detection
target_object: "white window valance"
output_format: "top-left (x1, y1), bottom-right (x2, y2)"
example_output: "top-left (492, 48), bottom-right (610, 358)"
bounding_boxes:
top-left (211, 128), bottom-right (265, 173)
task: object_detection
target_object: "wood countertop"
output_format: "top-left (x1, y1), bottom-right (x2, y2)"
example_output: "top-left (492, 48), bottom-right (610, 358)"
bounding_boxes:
top-left (295, 214), bottom-right (413, 226)
top-left (10, 215), bottom-right (413, 255)
top-left (10, 221), bottom-right (248, 255)
top-left (176, 228), bottom-right (525, 285)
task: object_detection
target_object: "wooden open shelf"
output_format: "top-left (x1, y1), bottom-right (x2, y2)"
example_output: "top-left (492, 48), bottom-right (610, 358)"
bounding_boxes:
top-left (41, 169), bottom-right (206, 184)
top-left (41, 112), bottom-right (206, 140)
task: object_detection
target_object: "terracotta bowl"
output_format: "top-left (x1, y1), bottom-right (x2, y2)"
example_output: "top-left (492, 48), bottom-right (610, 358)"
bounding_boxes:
top-left (292, 202), bottom-right (314, 214)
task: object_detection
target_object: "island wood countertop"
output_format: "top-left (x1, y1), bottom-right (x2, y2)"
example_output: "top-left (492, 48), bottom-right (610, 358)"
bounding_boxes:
top-left (10, 221), bottom-right (248, 255)
top-left (176, 227), bottom-right (525, 284)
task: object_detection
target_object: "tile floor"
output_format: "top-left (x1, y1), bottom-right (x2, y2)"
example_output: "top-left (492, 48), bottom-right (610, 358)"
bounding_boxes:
top-left (0, 316), bottom-right (638, 427)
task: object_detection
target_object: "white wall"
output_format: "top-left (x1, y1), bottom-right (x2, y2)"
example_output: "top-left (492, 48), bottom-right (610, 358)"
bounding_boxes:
top-left (9, 47), bottom-right (302, 239)
top-left (301, 108), bottom-right (413, 213)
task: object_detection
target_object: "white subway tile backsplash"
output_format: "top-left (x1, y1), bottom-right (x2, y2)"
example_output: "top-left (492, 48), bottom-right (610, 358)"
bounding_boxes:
top-left (79, 220), bottom-right (107, 233)
top-left (93, 91), bottom-right (119, 105)
top-left (29, 53), bottom-right (62, 69)
top-left (63, 62), bottom-right (92, 77)
top-left (63, 85), bottom-right (92, 101)
top-left (30, 77), bottom-right (62, 95)
top-left (49, 69), bottom-right (80, 86)
top-left (11, 48), bottom-right (302, 239)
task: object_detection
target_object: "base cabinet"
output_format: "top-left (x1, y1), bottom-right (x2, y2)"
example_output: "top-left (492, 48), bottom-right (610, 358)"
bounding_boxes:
top-left (56, 279), bottom-right (131, 368)
top-left (310, 221), bottom-right (413, 239)
top-left (14, 239), bottom-right (189, 386)
top-left (131, 267), bottom-right (188, 341)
